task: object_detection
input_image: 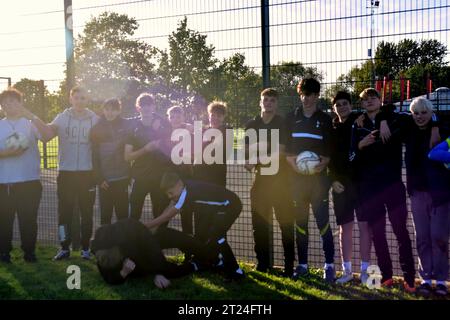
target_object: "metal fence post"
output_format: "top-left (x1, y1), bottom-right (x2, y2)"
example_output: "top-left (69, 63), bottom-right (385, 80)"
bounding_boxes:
top-left (261, 0), bottom-right (274, 268)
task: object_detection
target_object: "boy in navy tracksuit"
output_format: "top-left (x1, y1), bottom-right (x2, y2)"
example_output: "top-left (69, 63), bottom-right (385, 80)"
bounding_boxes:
top-left (350, 88), bottom-right (416, 292)
top-left (90, 98), bottom-right (133, 225)
top-left (144, 172), bottom-right (245, 280)
top-left (285, 78), bottom-right (335, 282)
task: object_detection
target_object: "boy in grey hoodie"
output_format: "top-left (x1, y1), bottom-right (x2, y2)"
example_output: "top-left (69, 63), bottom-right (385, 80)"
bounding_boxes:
top-left (44, 86), bottom-right (100, 260)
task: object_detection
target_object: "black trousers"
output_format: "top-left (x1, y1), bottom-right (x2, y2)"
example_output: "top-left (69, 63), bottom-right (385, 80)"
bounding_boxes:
top-left (291, 173), bottom-right (334, 265)
top-left (0, 180), bottom-right (42, 255)
top-left (99, 178), bottom-right (129, 225)
top-left (250, 173), bottom-right (295, 269)
top-left (192, 201), bottom-right (242, 274)
top-left (155, 227), bottom-right (210, 267)
top-left (129, 178), bottom-right (169, 222)
top-left (359, 178), bottom-right (415, 282)
top-left (57, 171), bottom-right (96, 251)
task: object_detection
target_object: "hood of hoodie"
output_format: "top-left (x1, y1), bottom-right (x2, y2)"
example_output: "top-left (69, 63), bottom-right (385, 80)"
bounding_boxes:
top-left (55, 107), bottom-right (100, 171)
top-left (63, 107), bottom-right (98, 121)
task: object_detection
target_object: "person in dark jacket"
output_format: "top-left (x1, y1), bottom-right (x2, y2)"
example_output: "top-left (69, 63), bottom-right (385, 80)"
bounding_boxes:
top-left (144, 172), bottom-right (245, 281)
top-left (125, 93), bottom-right (174, 221)
top-left (380, 97), bottom-right (449, 296)
top-left (193, 101), bottom-right (229, 187)
top-left (329, 91), bottom-right (371, 285)
top-left (90, 99), bottom-right (133, 225)
top-left (92, 218), bottom-right (208, 287)
top-left (245, 88), bottom-right (295, 277)
top-left (285, 78), bottom-right (335, 283)
top-left (349, 88), bottom-right (416, 293)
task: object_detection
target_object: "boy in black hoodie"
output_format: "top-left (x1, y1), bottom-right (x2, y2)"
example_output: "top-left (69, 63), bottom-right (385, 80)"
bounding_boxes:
top-left (92, 218), bottom-right (208, 287)
top-left (378, 98), bottom-right (448, 296)
top-left (329, 91), bottom-right (371, 285)
top-left (350, 88), bottom-right (415, 292)
top-left (90, 99), bottom-right (133, 225)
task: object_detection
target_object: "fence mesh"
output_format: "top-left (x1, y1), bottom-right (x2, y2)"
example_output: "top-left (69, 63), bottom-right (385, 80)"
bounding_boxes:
top-left (4, 0), bottom-right (450, 278)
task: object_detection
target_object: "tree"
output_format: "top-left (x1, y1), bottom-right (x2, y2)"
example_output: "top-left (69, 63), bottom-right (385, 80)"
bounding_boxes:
top-left (158, 17), bottom-right (217, 100)
top-left (270, 61), bottom-right (324, 114)
top-left (211, 53), bottom-right (262, 126)
top-left (73, 12), bottom-right (159, 109)
top-left (13, 79), bottom-right (60, 122)
top-left (334, 39), bottom-right (448, 103)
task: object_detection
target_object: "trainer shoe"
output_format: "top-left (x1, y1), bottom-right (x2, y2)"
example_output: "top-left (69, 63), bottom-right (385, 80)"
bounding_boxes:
top-left (360, 271), bottom-right (369, 286)
top-left (0, 253), bottom-right (11, 264)
top-left (283, 265), bottom-right (294, 278)
top-left (336, 271), bottom-right (353, 284)
top-left (292, 265), bottom-right (309, 280)
top-left (224, 268), bottom-right (246, 282)
top-left (53, 249), bottom-right (70, 261)
top-left (256, 263), bottom-right (269, 273)
top-left (403, 281), bottom-right (416, 294)
top-left (417, 282), bottom-right (432, 297)
top-left (435, 284), bottom-right (448, 297)
top-left (324, 265), bottom-right (336, 283)
top-left (24, 252), bottom-right (37, 263)
top-left (81, 250), bottom-right (91, 260)
top-left (381, 278), bottom-right (394, 288)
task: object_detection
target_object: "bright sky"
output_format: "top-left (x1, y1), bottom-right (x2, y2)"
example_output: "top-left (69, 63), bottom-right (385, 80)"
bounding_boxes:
top-left (0, 0), bottom-right (448, 92)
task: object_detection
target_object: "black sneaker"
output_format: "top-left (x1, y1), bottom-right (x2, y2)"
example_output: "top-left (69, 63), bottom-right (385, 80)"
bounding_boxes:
top-left (256, 263), bottom-right (269, 272)
top-left (24, 252), bottom-right (37, 263)
top-left (292, 265), bottom-right (309, 280)
top-left (282, 268), bottom-right (293, 278)
top-left (0, 253), bottom-right (11, 264)
top-left (53, 249), bottom-right (70, 261)
top-left (417, 283), bottom-right (432, 297)
top-left (224, 269), bottom-right (246, 282)
top-left (435, 284), bottom-right (448, 297)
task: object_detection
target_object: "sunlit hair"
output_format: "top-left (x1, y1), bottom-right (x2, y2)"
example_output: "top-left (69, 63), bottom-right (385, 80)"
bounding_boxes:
top-left (207, 101), bottom-right (227, 115)
top-left (332, 91), bottom-right (352, 105)
top-left (167, 105), bottom-right (185, 116)
top-left (260, 87), bottom-right (278, 98)
top-left (410, 97), bottom-right (433, 113)
top-left (102, 98), bottom-right (121, 110)
top-left (0, 87), bottom-right (23, 104)
top-left (359, 88), bottom-right (380, 100)
top-left (70, 85), bottom-right (86, 97)
top-left (297, 78), bottom-right (320, 95)
top-left (136, 93), bottom-right (155, 108)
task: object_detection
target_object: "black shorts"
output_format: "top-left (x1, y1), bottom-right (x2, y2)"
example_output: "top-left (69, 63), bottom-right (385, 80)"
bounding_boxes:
top-left (332, 180), bottom-right (366, 225)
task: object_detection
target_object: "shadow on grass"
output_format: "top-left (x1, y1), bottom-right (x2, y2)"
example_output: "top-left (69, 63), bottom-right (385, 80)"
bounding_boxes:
top-left (0, 247), bottom-right (431, 300)
top-left (267, 268), bottom-right (418, 300)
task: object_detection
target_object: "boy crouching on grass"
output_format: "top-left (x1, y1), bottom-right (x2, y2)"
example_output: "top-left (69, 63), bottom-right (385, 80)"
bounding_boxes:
top-left (144, 172), bottom-right (245, 281)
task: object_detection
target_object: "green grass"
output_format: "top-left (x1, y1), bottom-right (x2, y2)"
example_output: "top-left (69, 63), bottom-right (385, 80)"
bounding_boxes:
top-left (0, 246), bottom-right (431, 300)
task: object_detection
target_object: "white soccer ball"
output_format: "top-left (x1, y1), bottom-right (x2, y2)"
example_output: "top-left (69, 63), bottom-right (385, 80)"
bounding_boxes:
top-left (296, 151), bottom-right (320, 175)
top-left (5, 132), bottom-right (29, 150)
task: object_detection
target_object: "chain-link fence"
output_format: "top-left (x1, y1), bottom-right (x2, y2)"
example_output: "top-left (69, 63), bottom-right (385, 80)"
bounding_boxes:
top-left (5, 0), bottom-right (450, 278)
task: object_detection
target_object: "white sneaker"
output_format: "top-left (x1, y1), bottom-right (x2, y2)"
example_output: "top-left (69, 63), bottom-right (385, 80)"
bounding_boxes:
top-left (81, 250), bottom-right (91, 260)
top-left (360, 270), bottom-right (369, 286)
top-left (336, 272), bottom-right (353, 284)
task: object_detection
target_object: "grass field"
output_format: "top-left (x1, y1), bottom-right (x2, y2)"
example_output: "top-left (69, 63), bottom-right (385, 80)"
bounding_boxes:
top-left (0, 246), bottom-right (434, 300)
